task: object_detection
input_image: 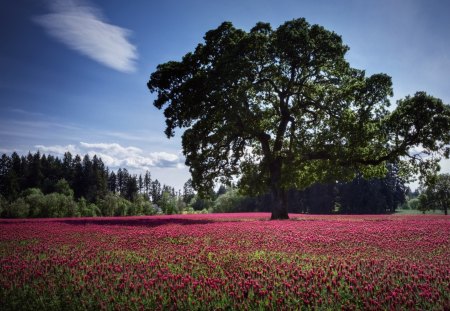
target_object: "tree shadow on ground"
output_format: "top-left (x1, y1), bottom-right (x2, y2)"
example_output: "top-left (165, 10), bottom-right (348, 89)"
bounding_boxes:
top-left (60, 217), bottom-right (216, 228)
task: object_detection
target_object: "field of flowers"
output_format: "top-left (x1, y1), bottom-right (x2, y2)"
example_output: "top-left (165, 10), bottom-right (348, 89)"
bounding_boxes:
top-left (1, 213), bottom-right (449, 310)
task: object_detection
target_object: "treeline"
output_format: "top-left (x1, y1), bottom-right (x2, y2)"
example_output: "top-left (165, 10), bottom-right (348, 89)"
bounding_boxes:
top-left (0, 152), bottom-right (408, 218)
top-left (207, 164), bottom-right (407, 214)
top-left (0, 152), bottom-right (194, 218)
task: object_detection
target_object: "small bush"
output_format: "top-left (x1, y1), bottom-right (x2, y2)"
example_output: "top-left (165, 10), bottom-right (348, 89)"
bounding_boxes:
top-left (6, 198), bottom-right (30, 218)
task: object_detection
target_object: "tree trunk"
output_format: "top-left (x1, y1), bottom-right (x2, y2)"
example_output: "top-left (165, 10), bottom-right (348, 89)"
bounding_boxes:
top-left (445, 194), bottom-right (448, 215)
top-left (270, 187), bottom-right (289, 220)
top-left (269, 159), bottom-right (289, 220)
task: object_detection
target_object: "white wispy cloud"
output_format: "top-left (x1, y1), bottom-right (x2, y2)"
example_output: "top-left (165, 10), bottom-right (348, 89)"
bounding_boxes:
top-left (9, 120), bottom-right (81, 131)
top-left (102, 131), bottom-right (169, 144)
top-left (80, 142), bottom-right (142, 157)
top-left (34, 142), bottom-right (184, 169)
top-left (35, 144), bottom-right (79, 155)
top-left (6, 108), bottom-right (47, 118)
top-left (34, 0), bottom-right (138, 73)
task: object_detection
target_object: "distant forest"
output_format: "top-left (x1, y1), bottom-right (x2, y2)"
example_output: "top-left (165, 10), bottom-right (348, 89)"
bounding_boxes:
top-left (0, 152), bottom-right (407, 218)
top-left (0, 151), bottom-right (186, 218)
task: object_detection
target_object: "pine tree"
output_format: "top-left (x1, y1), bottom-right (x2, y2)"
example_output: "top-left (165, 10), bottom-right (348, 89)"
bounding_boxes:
top-left (91, 155), bottom-right (108, 202)
top-left (62, 152), bottom-right (73, 184)
top-left (138, 174), bottom-right (143, 194)
top-left (144, 171), bottom-right (151, 198)
top-left (72, 155), bottom-right (84, 199)
top-left (183, 179), bottom-right (195, 204)
top-left (108, 170), bottom-right (117, 193)
top-left (26, 151), bottom-right (43, 189)
top-left (151, 179), bottom-right (161, 204)
top-left (125, 175), bottom-right (139, 201)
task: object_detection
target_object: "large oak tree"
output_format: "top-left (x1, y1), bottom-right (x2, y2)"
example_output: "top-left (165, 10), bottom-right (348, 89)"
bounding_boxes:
top-left (147, 18), bottom-right (450, 219)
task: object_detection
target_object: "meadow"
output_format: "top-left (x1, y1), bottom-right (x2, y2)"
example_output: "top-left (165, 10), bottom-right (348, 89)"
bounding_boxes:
top-left (1, 213), bottom-right (449, 310)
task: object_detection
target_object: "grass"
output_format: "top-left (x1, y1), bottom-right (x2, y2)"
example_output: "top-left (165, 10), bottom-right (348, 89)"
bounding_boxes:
top-left (395, 208), bottom-right (445, 215)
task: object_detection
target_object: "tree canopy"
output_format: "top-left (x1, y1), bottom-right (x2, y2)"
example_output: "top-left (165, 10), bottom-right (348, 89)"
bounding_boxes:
top-left (419, 174), bottom-right (450, 215)
top-left (0, 151), bottom-right (180, 218)
top-left (147, 18), bottom-right (450, 219)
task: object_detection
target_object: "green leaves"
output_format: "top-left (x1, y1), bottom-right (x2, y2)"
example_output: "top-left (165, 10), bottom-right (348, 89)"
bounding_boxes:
top-left (387, 92), bottom-right (450, 151)
top-left (419, 173), bottom-right (450, 214)
top-left (148, 19), bottom-right (450, 199)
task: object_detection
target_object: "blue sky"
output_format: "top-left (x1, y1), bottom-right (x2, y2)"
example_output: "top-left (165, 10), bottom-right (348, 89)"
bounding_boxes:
top-left (1, 0), bottom-right (449, 191)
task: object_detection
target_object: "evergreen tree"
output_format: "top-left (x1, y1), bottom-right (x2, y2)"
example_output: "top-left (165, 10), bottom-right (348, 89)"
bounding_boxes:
top-left (108, 170), bottom-right (117, 193)
top-left (337, 164), bottom-right (406, 214)
top-left (92, 155), bottom-right (108, 201)
top-left (0, 154), bottom-right (9, 196)
top-left (40, 154), bottom-right (63, 194)
top-left (26, 151), bottom-right (43, 189)
top-left (0, 154), bottom-right (18, 200)
top-left (10, 152), bottom-right (23, 194)
top-left (151, 179), bottom-right (162, 204)
top-left (125, 175), bottom-right (139, 201)
top-left (144, 171), bottom-right (151, 198)
top-left (82, 155), bottom-right (94, 201)
top-left (138, 174), bottom-right (143, 194)
top-left (72, 155), bottom-right (84, 199)
top-left (62, 152), bottom-right (74, 182)
top-left (183, 179), bottom-right (195, 204)
top-left (117, 168), bottom-right (125, 196)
